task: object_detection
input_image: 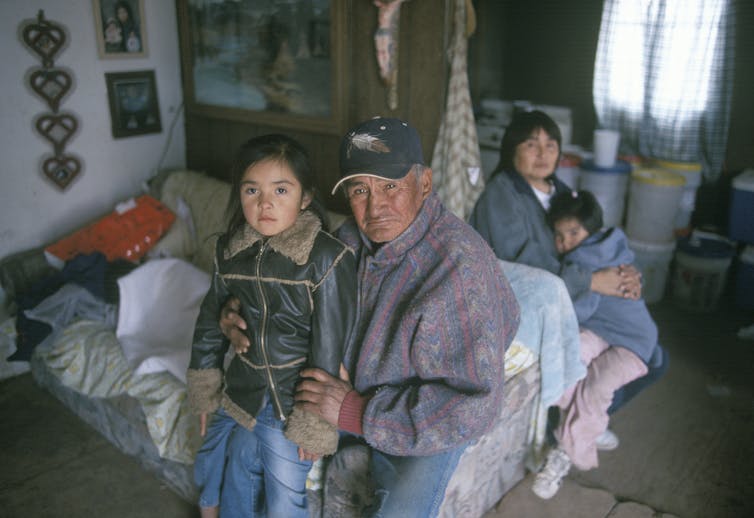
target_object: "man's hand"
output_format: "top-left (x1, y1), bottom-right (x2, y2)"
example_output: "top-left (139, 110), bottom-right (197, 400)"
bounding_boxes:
top-left (219, 296), bottom-right (250, 353)
top-left (294, 365), bottom-right (353, 427)
top-left (298, 447), bottom-right (322, 462)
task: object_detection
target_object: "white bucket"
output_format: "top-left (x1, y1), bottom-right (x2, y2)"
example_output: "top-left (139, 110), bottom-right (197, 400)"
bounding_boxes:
top-left (625, 168), bottom-right (686, 243)
top-left (627, 237), bottom-right (676, 304)
top-left (672, 233), bottom-right (735, 312)
top-left (653, 159), bottom-right (703, 229)
top-left (555, 153), bottom-right (581, 190)
top-left (579, 160), bottom-right (632, 228)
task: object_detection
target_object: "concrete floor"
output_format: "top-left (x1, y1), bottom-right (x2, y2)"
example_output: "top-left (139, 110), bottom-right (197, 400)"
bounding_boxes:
top-left (1, 294), bottom-right (753, 518)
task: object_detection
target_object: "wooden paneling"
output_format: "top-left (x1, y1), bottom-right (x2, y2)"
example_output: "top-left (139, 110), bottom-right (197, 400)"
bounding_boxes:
top-left (177, 0), bottom-right (453, 213)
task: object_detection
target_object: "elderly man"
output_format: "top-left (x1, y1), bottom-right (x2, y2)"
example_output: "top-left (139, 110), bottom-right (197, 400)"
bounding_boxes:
top-left (221, 117), bottom-right (519, 516)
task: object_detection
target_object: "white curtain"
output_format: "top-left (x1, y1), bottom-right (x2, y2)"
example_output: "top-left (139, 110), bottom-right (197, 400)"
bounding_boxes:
top-left (431, 0), bottom-right (484, 220)
top-left (593, 0), bottom-right (735, 181)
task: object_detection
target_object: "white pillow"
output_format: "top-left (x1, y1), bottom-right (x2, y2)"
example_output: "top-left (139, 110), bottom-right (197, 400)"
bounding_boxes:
top-left (116, 258), bottom-right (210, 384)
top-left (146, 195), bottom-right (197, 261)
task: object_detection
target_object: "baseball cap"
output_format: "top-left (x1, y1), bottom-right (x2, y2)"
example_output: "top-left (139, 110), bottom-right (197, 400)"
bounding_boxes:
top-left (331, 117), bottom-right (425, 194)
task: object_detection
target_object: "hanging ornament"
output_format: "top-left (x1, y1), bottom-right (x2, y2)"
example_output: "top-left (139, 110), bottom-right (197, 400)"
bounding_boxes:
top-left (373, 0), bottom-right (407, 111)
top-left (20, 10), bottom-right (81, 190)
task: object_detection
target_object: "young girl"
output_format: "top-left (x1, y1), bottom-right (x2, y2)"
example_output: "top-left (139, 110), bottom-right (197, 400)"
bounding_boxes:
top-left (532, 190), bottom-right (659, 499)
top-left (187, 134), bottom-right (356, 518)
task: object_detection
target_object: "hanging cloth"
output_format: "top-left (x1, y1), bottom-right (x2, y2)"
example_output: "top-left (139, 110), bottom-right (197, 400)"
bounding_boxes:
top-left (430, 0), bottom-right (484, 220)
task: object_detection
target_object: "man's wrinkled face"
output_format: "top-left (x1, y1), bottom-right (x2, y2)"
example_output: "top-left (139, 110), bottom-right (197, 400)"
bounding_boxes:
top-left (344, 167), bottom-right (432, 243)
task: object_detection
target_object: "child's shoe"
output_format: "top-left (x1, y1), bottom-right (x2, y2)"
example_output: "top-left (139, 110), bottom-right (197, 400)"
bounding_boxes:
top-left (595, 429), bottom-right (620, 451)
top-left (532, 447), bottom-right (572, 499)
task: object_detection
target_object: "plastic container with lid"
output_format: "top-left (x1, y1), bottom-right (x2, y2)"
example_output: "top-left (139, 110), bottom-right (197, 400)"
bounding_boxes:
top-left (625, 168), bottom-right (686, 243)
top-left (729, 169), bottom-right (754, 244)
top-left (735, 245), bottom-right (754, 310)
top-left (672, 232), bottom-right (735, 312)
top-left (627, 237), bottom-right (676, 304)
top-left (618, 154), bottom-right (645, 170)
top-left (555, 153), bottom-right (581, 190)
top-left (653, 159), bottom-right (703, 229)
top-left (578, 159), bottom-right (632, 228)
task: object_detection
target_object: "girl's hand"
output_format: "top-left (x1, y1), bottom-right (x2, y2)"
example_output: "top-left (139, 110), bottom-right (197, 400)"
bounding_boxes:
top-left (298, 447), bottom-right (322, 462)
top-left (219, 296), bottom-right (250, 354)
top-left (200, 413), bottom-right (208, 437)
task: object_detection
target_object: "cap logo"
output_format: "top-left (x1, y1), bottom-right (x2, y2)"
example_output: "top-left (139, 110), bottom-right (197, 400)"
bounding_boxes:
top-left (346, 132), bottom-right (391, 158)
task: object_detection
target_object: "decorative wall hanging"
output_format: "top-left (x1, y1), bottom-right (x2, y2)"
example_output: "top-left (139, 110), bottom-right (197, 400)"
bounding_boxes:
top-left (93, 0), bottom-right (148, 59)
top-left (176, 0), bottom-right (346, 135)
top-left (374, 0), bottom-right (406, 111)
top-left (21, 10), bottom-right (82, 190)
top-left (105, 70), bottom-right (162, 138)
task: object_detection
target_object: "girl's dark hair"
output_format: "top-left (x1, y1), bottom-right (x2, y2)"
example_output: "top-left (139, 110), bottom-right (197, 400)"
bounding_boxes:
top-left (492, 109), bottom-right (562, 178)
top-left (225, 134), bottom-right (328, 237)
top-left (546, 190), bottom-right (604, 235)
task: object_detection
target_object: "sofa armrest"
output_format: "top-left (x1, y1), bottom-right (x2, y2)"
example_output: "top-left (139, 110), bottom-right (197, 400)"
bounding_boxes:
top-left (0, 247), bottom-right (56, 314)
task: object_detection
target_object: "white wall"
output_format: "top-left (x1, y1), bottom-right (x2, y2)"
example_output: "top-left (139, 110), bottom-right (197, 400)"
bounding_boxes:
top-left (0, 0), bottom-right (185, 259)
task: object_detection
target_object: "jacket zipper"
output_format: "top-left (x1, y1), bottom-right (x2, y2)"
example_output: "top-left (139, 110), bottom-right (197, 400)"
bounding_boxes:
top-left (256, 241), bottom-right (286, 422)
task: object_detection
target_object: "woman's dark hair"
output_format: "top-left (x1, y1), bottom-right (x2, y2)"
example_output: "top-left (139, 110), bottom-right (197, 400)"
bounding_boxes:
top-left (546, 190), bottom-right (604, 235)
top-left (225, 134), bottom-right (328, 237)
top-left (492, 109), bottom-right (562, 178)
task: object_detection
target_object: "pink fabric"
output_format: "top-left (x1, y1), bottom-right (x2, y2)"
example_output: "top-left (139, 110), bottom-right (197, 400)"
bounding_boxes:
top-left (555, 329), bottom-right (648, 470)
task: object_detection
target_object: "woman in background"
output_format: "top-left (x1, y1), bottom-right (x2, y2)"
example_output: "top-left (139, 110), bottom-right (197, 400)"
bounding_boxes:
top-left (468, 110), bottom-right (668, 495)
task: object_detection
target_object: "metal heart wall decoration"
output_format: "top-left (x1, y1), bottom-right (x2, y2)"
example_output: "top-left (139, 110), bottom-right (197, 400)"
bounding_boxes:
top-left (42, 154), bottom-right (81, 189)
top-left (35, 113), bottom-right (78, 154)
top-left (22, 16), bottom-right (66, 67)
top-left (29, 68), bottom-right (72, 112)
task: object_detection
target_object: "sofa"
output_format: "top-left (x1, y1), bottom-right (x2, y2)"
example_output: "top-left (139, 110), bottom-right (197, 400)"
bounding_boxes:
top-left (0, 168), bottom-right (584, 516)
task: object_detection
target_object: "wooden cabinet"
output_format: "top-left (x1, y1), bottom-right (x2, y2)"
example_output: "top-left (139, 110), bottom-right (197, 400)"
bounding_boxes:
top-left (176, 0), bottom-right (451, 213)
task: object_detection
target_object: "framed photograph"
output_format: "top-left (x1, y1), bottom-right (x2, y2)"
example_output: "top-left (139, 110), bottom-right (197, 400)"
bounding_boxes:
top-left (93, 0), bottom-right (147, 58)
top-left (177, 0), bottom-right (346, 134)
top-left (105, 70), bottom-right (162, 138)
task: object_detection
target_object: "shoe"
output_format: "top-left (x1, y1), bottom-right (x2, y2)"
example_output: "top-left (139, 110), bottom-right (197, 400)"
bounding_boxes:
top-left (532, 447), bottom-right (572, 500)
top-left (596, 429), bottom-right (619, 451)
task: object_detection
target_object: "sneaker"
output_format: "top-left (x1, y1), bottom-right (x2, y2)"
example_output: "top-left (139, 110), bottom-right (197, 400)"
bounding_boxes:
top-left (595, 429), bottom-right (620, 451)
top-left (532, 447), bottom-right (572, 499)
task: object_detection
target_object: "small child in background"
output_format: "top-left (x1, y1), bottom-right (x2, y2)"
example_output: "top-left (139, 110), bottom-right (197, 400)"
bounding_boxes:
top-left (532, 189), bottom-right (659, 500)
top-left (187, 134), bottom-right (357, 517)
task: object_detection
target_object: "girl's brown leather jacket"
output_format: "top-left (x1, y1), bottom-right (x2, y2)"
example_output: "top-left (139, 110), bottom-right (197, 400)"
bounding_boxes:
top-left (187, 211), bottom-right (356, 444)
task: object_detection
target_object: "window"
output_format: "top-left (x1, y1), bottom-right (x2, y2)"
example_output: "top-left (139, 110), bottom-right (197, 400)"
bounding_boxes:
top-left (593, 0), bottom-right (734, 179)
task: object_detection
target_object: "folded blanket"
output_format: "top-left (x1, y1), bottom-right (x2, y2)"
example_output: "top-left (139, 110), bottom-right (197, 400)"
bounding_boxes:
top-left (498, 260), bottom-right (585, 407)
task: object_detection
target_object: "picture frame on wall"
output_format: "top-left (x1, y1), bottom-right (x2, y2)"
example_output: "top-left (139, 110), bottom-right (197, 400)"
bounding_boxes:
top-left (93, 0), bottom-right (147, 58)
top-left (176, 0), bottom-right (346, 135)
top-left (105, 70), bottom-right (162, 138)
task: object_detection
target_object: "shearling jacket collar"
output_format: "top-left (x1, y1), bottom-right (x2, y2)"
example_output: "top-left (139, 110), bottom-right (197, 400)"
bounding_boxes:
top-left (224, 210), bottom-right (322, 265)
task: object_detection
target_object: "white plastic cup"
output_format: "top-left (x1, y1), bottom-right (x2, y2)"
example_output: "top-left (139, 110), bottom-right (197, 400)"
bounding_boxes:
top-left (593, 129), bottom-right (621, 168)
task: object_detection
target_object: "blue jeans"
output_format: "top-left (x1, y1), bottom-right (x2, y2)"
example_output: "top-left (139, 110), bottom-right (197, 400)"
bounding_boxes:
top-left (366, 443), bottom-right (466, 517)
top-left (609, 343), bottom-right (669, 414)
top-left (194, 408), bottom-right (236, 507)
top-left (220, 401), bottom-right (312, 518)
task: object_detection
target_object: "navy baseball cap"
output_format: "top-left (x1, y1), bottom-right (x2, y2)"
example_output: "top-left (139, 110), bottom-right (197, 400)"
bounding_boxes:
top-left (331, 117), bottom-right (425, 194)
